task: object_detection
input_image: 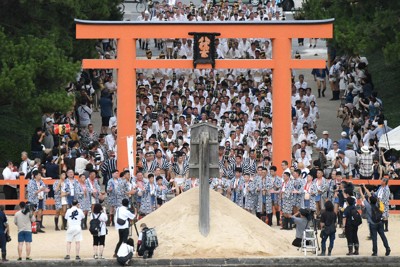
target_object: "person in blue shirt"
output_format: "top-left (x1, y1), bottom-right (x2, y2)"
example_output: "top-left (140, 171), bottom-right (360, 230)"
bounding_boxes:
top-left (99, 90), bottom-right (114, 135)
top-left (338, 131), bottom-right (350, 152)
top-left (358, 185), bottom-right (390, 256)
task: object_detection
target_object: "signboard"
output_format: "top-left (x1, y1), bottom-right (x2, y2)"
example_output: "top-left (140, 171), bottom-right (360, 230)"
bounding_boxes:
top-left (189, 32), bottom-right (220, 68)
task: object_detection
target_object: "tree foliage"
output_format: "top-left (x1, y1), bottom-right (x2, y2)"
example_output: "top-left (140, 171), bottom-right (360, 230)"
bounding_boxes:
top-left (301, 0), bottom-right (400, 64)
top-left (0, 0), bottom-right (123, 163)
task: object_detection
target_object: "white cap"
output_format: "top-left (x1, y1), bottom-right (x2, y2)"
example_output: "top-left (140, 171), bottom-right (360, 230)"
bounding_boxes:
top-left (322, 131), bottom-right (329, 135)
top-left (341, 131), bottom-right (347, 137)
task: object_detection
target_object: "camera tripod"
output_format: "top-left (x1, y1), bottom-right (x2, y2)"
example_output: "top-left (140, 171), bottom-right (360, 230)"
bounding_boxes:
top-left (310, 215), bottom-right (321, 252)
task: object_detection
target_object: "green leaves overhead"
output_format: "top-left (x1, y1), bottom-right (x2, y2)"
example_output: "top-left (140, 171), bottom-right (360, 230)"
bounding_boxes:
top-left (301, 0), bottom-right (400, 64)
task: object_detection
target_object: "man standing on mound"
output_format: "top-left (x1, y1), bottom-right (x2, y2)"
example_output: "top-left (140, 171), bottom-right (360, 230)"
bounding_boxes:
top-left (64, 200), bottom-right (85, 260)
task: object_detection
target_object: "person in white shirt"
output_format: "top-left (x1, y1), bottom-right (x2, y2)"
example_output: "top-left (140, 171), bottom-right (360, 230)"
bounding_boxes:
top-left (316, 131), bottom-right (333, 154)
top-left (114, 198), bottom-right (135, 258)
top-left (326, 141), bottom-right (341, 162)
top-left (64, 200), bottom-right (85, 260)
top-left (19, 152), bottom-right (31, 177)
top-left (2, 161), bottom-right (19, 210)
top-left (333, 151), bottom-right (349, 175)
top-left (117, 238), bottom-right (135, 266)
top-left (294, 74), bottom-right (308, 92)
top-left (75, 152), bottom-right (89, 175)
top-left (91, 203), bottom-right (108, 259)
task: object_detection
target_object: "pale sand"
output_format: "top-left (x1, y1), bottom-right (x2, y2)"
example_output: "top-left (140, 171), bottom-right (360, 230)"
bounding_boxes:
top-left (3, 189), bottom-right (400, 259)
top-left (139, 188), bottom-right (291, 258)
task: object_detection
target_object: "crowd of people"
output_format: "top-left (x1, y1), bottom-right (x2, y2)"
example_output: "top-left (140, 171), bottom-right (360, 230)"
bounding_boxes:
top-left (1, 0), bottom-right (400, 262)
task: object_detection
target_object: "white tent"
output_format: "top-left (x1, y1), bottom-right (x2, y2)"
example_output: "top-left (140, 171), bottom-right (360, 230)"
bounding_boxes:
top-left (379, 125), bottom-right (400, 151)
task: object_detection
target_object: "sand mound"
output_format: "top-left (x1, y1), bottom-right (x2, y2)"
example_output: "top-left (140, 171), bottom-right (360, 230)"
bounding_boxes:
top-left (139, 188), bottom-right (291, 258)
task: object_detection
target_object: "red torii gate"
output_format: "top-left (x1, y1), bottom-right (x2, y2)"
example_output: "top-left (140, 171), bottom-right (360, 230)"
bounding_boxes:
top-left (75, 19), bottom-right (334, 173)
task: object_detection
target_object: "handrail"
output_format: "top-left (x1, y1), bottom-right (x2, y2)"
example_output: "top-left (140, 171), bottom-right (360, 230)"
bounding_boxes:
top-left (1, 176), bottom-right (400, 215)
top-left (0, 176), bottom-right (79, 215)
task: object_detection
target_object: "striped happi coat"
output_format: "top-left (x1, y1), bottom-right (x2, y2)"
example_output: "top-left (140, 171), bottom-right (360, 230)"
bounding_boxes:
top-left (280, 179), bottom-right (295, 214)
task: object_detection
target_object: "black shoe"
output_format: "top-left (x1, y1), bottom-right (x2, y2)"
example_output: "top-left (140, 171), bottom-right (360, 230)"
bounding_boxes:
top-left (384, 229), bottom-right (388, 232)
top-left (143, 251), bottom-right (149, 259)
top-left (371, 253), bottom-right (377, 256)
top-left (64, 255), bottom-right (70, 260)
top-left (76, 256), bottom-right (81, 260)
top-left (37, 228), bottom-right (45, 233)
top-left (386, 249), bottom-right (391, 256)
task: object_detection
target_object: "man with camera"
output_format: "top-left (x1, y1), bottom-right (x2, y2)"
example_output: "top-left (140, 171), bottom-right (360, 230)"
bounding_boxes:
top-left (332, 151), bottom-right (349, 177)
top-left (358, 185), bottom-right (390, 256)
top-left (114, 198), bottom-right (135, 258)
top-left (14, 201), bottom-right (36, 261)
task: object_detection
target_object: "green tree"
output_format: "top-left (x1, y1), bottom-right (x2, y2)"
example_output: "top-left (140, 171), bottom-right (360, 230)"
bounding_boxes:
top-left (0, 0), bottom-right (123, 163)
top-left (301, 0), bottom-right (400, 64)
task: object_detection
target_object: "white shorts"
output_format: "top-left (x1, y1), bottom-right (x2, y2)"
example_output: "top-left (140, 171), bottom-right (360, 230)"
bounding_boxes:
top-left (61, 197), bottom-right (68, 205)
top-left (66, 226), bottom-right (82, 242)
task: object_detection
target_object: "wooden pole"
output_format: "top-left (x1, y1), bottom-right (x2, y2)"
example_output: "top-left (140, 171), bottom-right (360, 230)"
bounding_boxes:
top-left (199, 132), bottom-right (210, 237)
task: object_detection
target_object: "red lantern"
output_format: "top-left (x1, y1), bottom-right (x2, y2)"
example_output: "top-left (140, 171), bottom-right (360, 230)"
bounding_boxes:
top-left (53, 124), bottom-right (70, 135)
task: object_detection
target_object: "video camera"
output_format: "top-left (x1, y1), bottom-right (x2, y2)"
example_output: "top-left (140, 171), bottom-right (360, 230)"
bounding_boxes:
top-left (22, 202), bottom-right (37, 215)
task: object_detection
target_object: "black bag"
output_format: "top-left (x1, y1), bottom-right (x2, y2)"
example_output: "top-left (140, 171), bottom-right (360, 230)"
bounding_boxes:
top-left (371, 204), bottom-right (383, 224)
top-left (116, 208), bottom-right (126, 226)
top-left (89, 214), bottom-right (102, 236)
top-left (322, 224), bottom-right (336, 236)
top-left (350, 207), bottom-right (362, 227)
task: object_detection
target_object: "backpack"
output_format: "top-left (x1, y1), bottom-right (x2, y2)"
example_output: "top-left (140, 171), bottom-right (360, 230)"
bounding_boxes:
top-left (350, 207), bottom-right (362, 227)
top-left (144, 228), bottom-right (158, 249)
top-left (371, 203), bottom-right (383, 224)
top-left (89, 214), bottom-right (101, 236)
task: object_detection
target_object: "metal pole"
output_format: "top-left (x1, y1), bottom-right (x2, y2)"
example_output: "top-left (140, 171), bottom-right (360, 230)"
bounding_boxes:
top-left (199, 132), bottom-right (210, 237)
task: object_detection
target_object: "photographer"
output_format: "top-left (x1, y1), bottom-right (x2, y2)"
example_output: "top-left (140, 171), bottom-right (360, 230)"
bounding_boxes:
top-left (342, 196), bottom-right (360, 255)
top-left (319, 201), bottom-right (337, 256)
top-left (113, 198), bottom-right (135, 258)
top-left (137, 223), bottom-right (157, 259)
top-left (0, 206), bottom-right (9, 261)
top-left (359, 185), bottom-right (390, 256)
top-left (290, 208), bottom-right (311, 248)
top-left (332, 151), bottom-right (349, 177)
top-left (117, 238), bottom-right (134, 266)
top-left (14, 201), bottom-right (36, 261)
